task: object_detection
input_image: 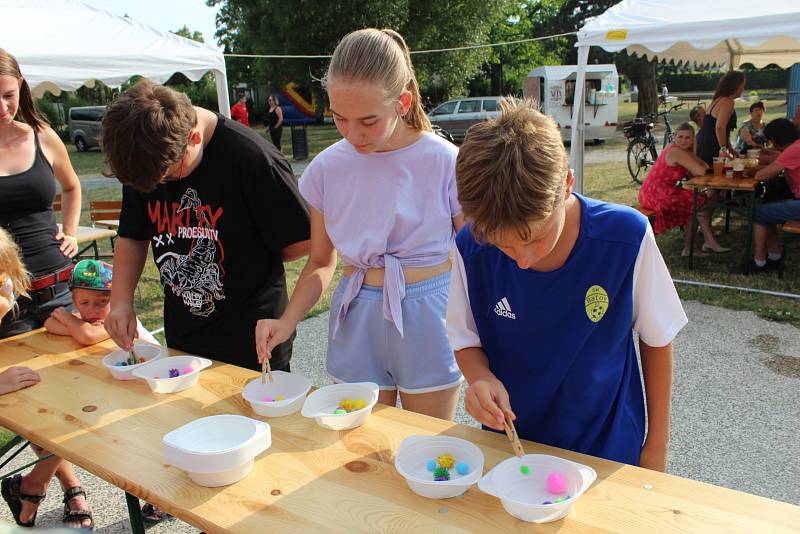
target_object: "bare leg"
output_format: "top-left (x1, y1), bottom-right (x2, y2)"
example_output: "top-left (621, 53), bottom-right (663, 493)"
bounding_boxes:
top-left (27, 446), bottom-right (90, 529)
top-left (399, 384), bottom-right (461, 420)
top-left (753, 223), bottom-right (769, 262)
top-left (698, 213), bottom-right (725, 250)
top-left (766, 225), bottom-right (781, 256)
top-left (377, 389), bottom-right (398, 408)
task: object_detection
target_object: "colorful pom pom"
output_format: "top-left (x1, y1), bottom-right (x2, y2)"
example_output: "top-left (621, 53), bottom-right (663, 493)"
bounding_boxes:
top-left (426, 459), bottom-right (437, 471)
top-left (352, 398), bottom-right (366, 410)
top-left (182, 366), bottom-right (194, 375)
top-left (546, 472), bottom-right (567, 494)
top-left (139, 357), bottom-right (146, 363)
top-left (542, 501), bottom-right (553, 505)
top-left (520, 465), bottom-right (530, 476)
top-left (338, 399), bottom-right (354, 412)
top-left (262, 395), bottom-right (274, 402)
top-left (455, 462), bottom-right (469, 475)
top-left (437, 453), bottom-right (455, 469)
top-left (334, 408), bottom-right (347, 414)
top-left (275, 396), bottom-right (285, 401)
top-left (115, 361), bottom-right (125, 367)
top-left (433, 466), bottom-right (450, 481)
top-left (168, 368), bottom-right (180, 378)
top-left (553, 496), bottom-right (570, 503)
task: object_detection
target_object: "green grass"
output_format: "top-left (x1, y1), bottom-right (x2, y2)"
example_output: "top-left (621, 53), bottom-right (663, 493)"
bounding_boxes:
top-left (65, 145), bottom-right (105, 177)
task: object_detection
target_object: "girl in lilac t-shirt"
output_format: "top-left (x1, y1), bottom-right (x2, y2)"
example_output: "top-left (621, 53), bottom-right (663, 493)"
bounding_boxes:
top-left (255, 28), bottom-right (465, 419)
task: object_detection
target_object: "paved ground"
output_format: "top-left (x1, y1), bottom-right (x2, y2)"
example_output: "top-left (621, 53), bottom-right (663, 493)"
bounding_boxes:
top-left (1, 300), bottom-right (797, 532)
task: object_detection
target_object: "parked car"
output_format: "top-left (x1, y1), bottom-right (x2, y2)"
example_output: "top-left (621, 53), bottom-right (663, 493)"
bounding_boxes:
top-left (68, 106), bottom-right (105, 152)
top-left (428, 97), bottom-right (501, 142)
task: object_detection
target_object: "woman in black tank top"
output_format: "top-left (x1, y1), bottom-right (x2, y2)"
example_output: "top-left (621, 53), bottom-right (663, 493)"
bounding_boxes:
top-left (0, 49), bottom-right (82, 339)
top-left (267, 94), bottom-right (284, 150)
top-left (696, 71), bottom-right (746, 165)
top-left (0, 49), bottom-right (94, 530)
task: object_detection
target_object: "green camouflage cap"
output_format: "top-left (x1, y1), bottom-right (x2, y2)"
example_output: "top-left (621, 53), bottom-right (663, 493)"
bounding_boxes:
top-left (70, 259), bottom-right (113, 291)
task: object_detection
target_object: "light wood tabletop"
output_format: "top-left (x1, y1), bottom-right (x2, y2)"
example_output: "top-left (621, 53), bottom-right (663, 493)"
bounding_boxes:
top-left (57, 224), bottom-right (116, 244)
top-left (685, 174), bottom-right (762, 191)
top-left (1, 331), bottom-right (798, 533)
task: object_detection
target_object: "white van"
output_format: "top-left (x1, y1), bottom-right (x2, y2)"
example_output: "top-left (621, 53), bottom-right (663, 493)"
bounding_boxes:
top-left (524, 65), bottom-right (619, 143)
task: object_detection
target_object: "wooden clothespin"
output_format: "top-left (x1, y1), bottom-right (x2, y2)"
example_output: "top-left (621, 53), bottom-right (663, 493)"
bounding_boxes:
top-left (503, 417), bottom-right (525, 458)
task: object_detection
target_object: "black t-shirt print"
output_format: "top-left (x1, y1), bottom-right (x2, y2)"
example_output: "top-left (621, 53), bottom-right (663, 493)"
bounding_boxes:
top-left (117, 113), bottom-right (310, 371)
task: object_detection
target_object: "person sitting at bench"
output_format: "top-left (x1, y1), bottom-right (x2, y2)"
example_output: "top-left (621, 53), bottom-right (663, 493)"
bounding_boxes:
top-left (751, 118), bottom-right (800, 272)
top-left (638, 123), bottom-right (729, 257)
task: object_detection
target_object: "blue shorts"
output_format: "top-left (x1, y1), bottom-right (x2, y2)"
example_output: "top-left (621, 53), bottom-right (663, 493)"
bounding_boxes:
top-left (327, 271), bottom-right (463, 394)
top-left (753, 198), bottom-right (800, 226)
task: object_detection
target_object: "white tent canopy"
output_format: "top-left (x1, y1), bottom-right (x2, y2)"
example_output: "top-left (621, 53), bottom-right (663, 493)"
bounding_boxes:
top-left (3, 0), bottom-right (230, 116)
top-left (569, 0), bottom-right (800, 192)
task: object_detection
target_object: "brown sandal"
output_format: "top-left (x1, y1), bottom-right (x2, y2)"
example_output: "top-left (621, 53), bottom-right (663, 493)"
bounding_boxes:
top-left (1, 474), bottom-right (46, 527)
top-left (62, 486), bottom-right (94, 530)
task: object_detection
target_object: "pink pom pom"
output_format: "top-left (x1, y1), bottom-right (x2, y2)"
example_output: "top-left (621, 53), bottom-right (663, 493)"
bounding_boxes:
top-left (262, 395), bottom-right (274, 402)
top-left (183, 366), bottom-right (194, 375)
top-left (546, 472), bottom-right (567, 494)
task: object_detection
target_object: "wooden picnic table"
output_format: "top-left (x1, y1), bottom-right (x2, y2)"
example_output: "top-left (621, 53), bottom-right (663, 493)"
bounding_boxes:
top-left (0, 330), bottom-right (798, 533)
top-left (684, 173), bottom-right (764, 273)
top-left (92, 219), bottom-right (119, 231)
top-left (56, 224), bottom-right (117, 260)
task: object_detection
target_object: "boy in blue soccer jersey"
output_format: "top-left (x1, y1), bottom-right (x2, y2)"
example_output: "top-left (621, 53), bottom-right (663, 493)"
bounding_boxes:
top-left (447, 99), bottom-right (686, 471)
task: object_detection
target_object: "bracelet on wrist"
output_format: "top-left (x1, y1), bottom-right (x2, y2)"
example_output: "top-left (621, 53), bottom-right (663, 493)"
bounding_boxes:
top-left (65, 235), bottom-right (78, 245)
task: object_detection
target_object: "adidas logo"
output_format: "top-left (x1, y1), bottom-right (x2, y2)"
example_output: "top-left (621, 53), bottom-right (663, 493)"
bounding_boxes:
top-left (494, 297), bottom-right (516, 319)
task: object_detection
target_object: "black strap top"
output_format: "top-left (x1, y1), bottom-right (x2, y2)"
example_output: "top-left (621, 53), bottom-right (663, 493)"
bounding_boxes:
top-left (696, 99), bottom-right (738, 165)
top-left (0, 130), bottom-right (70, 277)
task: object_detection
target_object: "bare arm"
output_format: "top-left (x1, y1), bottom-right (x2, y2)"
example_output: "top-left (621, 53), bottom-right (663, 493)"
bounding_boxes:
top-left (105, 238), bottom-right (149, 349)
top-left (41, 126), bottom-right (81, 257)
top-left (755, 161), bottom-right (785, 181)
top-left (281, 208), bottom-right (336, 325)
top-left (714, 98), bottom-right (735, 154)
top-left (639, 339), bottom-right (673, 471)
top-left (52, 309), bottom-right (109, 346)
top-left (667, 146), bottom-right (708, 177)
top-left (739, 127), bottom-right (762, 148)
top-left (274, 107), bottom-right (283, 129)
top-left (281, 239), bottom-right (310, 261)
top-left (44, 314), bottom-right (71, 335)
top-left (453, 213), bottom-right (466, 233)
top-left (455, 346), bottom-right (515, 430)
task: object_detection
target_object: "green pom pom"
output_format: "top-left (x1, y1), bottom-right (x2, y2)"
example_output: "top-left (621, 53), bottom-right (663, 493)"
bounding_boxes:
top-left (433, 466), bottom-right (451, 481)
top-left (520, 465), bottom-right (530, 475)
top-left (334, 408), bottom-right (347, 414)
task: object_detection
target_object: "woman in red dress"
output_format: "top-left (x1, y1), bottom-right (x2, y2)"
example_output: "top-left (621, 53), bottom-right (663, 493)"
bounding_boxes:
top-left (639, 123), bottom-right (729, 256)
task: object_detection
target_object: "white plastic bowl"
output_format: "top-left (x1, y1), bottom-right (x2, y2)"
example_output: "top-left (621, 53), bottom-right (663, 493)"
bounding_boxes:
top-left (395, 435), bottom-right (484, 499)
top-left (301, 382), bottom-right (379, 430)
top-left (132, 355), bottom-right (212, 393)
top-left (242, 371), bottom-right (311, 417)
top-left (101, 343), bottom-right (163, 381)
top-left (478, 454), bottom-right (596, 523)
top-left (163, 414), bottom-right (271, 487)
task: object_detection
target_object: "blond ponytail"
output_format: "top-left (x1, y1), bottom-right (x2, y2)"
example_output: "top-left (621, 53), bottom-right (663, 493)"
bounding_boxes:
top-left (324, 28), bottom-right (432, 132)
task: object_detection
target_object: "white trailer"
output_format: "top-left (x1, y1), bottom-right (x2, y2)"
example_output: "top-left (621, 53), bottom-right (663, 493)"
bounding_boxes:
top-left (523, 65), bottom-right (619, 143)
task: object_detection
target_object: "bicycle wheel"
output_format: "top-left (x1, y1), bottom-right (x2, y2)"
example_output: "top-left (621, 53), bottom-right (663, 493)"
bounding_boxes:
top-left (627, 139), bottom-right (655, 184)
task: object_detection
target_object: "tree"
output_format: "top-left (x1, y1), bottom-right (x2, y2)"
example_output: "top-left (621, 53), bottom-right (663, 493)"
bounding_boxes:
top-left (167, 26), bottom-right (220, 111)
top-left (207, 0), bottom-right (511, 106)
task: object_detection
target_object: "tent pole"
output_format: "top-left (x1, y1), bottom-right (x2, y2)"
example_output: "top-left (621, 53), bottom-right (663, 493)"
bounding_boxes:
top-left (215, 67), bottom-right (231, 118)
top-left (569, 45), bottom-right (590, 194)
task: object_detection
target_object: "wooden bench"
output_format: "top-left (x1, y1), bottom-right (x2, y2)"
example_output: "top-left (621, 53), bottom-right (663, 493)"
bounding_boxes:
top-left (780, 220), bottom-right (800, 278)
top-left (634, 205), bottom-right (657, 227)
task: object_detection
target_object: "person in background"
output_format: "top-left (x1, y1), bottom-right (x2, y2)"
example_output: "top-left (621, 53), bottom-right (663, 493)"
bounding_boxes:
top-left (0, 48), bottom-right (81, 340)
top-left (44, 259), bottom-right (158, 346)
top-left (660, 83), bottom-right (669, 105)
top-left (689, 105), bottom-right (705, 135)
top-left (696, 71), bottom-right (745, 165)
top-left (750, 118), bottom-right (800, 272)
top-left (736, 101), bottom-right (766, 154)
top-left (639, 123), bottom-right (728, 256)
top-left (230, 91), bottom-right (250, 127)
top-left (267, 94), bottom-right (284, 150)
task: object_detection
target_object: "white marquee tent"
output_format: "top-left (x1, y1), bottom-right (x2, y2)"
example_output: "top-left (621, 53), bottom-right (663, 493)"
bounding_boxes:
top-left (2, 0), bottom-right (230, 116)
top-left (569, 0), bottom-right (800, 192)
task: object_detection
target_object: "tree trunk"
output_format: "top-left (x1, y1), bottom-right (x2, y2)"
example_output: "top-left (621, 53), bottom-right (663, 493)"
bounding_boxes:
top-left (490, 62), bottom-right (503, 96)
top-left (631, 57), bottom-right (658, 118)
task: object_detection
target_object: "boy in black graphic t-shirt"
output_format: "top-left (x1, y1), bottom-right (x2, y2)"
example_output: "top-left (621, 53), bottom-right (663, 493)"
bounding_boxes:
top-left (102, 80), bottom-right (310, 371)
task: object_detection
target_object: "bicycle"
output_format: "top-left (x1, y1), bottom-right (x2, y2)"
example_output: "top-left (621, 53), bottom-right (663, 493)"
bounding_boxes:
top-left (624, 103), bottom-right (685, 183)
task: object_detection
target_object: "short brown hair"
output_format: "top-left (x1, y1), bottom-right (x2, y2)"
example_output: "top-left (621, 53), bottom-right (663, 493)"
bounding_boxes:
top-left (102, 80), bottom-right (197, 191)
top-left (456, 98), bottom-right (568, 241)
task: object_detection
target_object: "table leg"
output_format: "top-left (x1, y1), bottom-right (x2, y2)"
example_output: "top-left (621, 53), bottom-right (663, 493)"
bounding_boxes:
top-left (125, 491), bottom-right (145, 534)
top-left (743, 192), bottom-right (756, 274)
top-left (689, 188), bottom-right (699, 269)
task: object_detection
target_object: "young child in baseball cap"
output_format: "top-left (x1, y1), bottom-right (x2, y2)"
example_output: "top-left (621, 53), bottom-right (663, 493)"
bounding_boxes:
top-left (45, 259), bottom-right (157, 346)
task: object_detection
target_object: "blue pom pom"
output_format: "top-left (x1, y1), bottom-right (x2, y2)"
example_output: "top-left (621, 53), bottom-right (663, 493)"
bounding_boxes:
top-left (455, 462), bottom-right (469, 475)
top-left (426, 459), bottom-right (437, 472)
